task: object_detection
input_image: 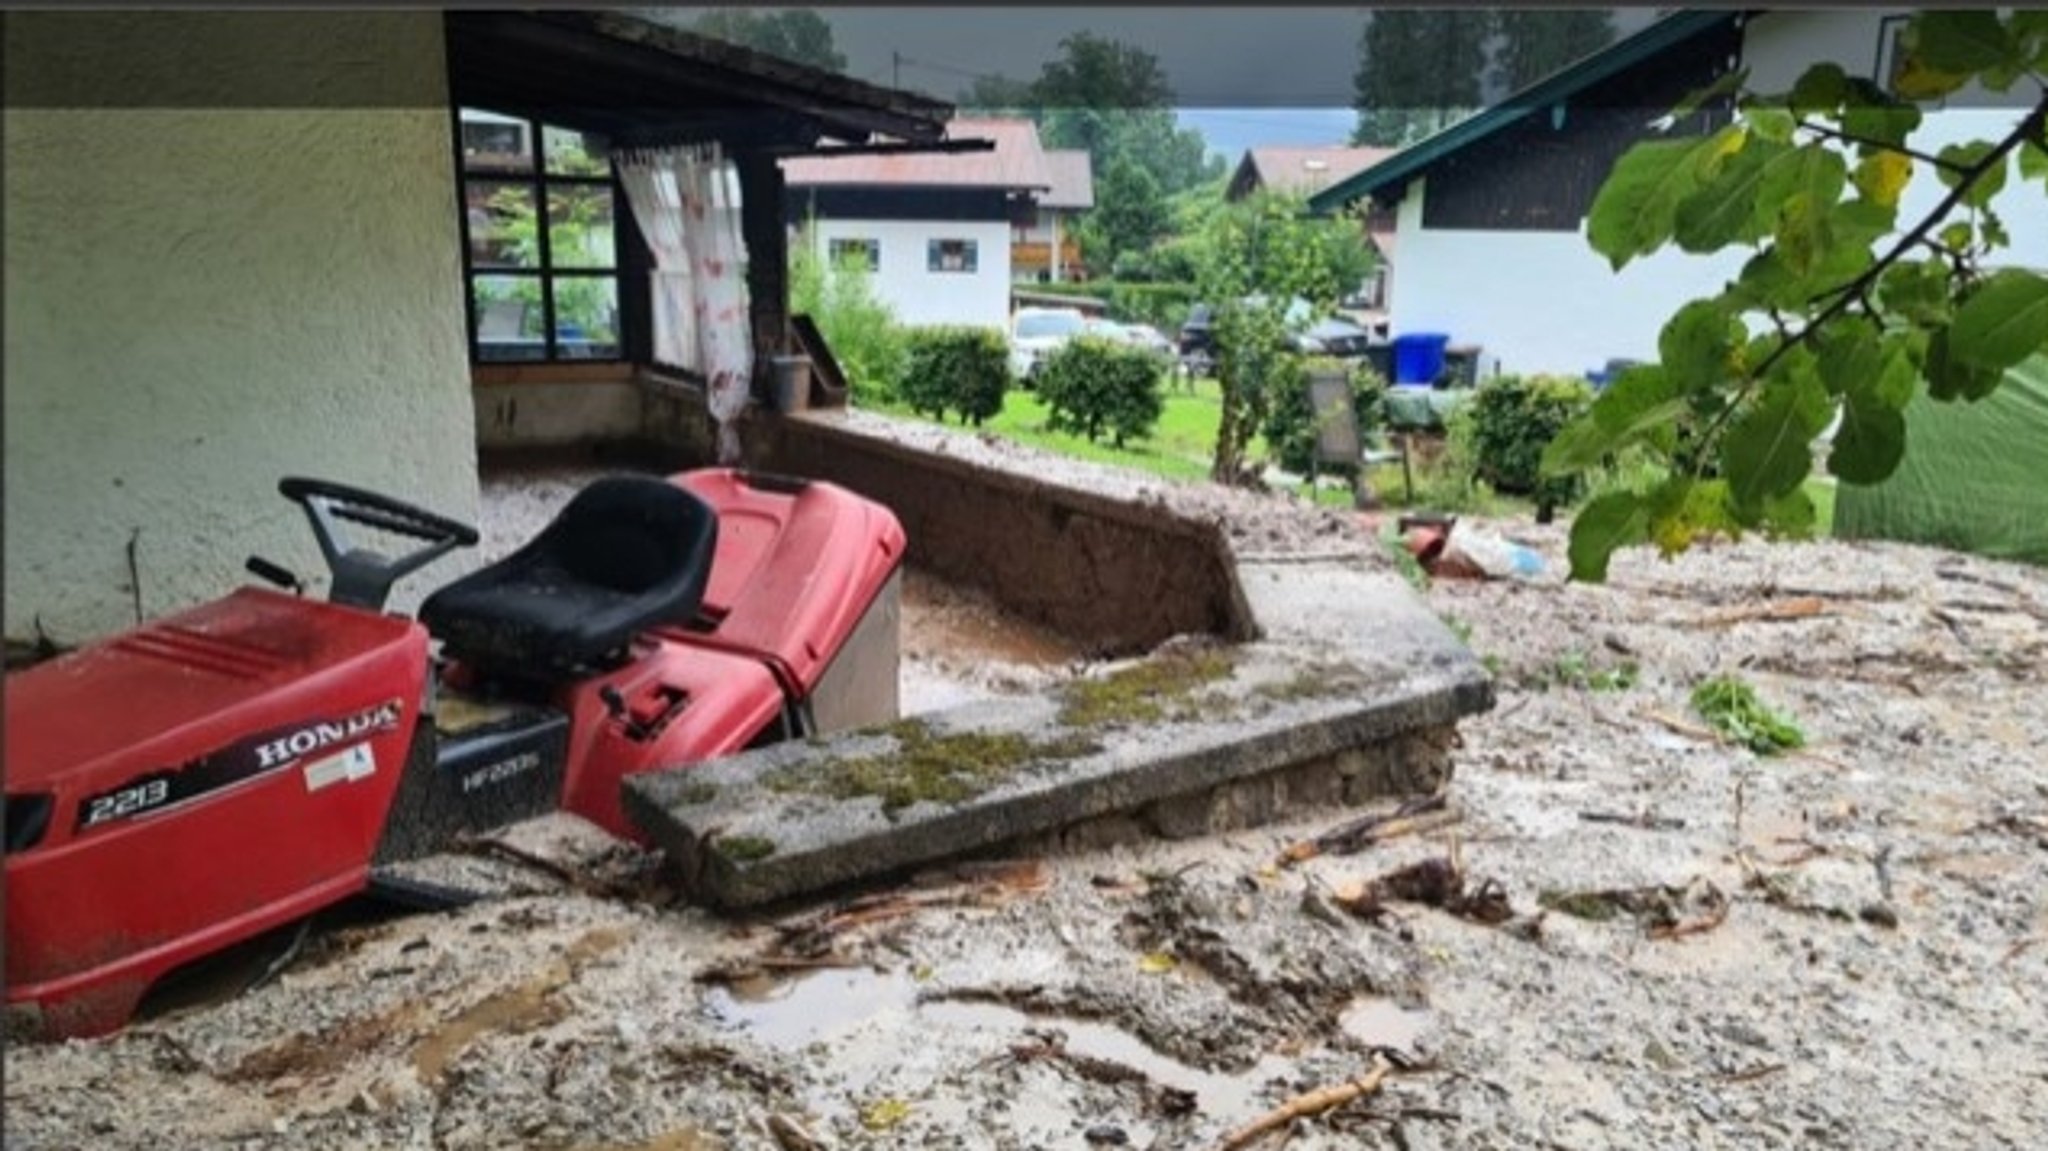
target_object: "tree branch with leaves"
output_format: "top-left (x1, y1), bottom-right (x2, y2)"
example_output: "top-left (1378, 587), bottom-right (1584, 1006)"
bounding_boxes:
top-left (1547, 9), bottom-right (2048, 580)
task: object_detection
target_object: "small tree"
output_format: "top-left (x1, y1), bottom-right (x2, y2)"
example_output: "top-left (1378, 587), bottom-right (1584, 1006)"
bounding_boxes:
top-left (1196, 192), bottom-right (1366, 484)
top-left (1036, 337), bottom-right (1166, 446)
top-left (900, 327), bottom-right (1011, 426)
top-left (1548, 10), bottom-right (2048, 580)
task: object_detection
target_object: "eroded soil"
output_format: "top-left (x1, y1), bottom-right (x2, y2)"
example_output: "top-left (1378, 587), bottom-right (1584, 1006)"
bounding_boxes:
top-left (8, 473), bottom-right (2047, 1149)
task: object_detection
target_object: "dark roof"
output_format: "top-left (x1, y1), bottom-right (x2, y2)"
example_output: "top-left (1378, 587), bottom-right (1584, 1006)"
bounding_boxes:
top-left (1041, 150), bottom-right (1095, 210)
top-left (446, 10), bottom-right (953, 150)
top-left (782, 118), bottom-right (1049, 190)
top-left (1307, 10), bottom-right (1743, 213)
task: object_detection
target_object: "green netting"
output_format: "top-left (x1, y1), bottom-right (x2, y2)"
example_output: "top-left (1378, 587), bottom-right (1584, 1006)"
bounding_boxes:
top-left (1833, 355), bottom-right (2048, 567)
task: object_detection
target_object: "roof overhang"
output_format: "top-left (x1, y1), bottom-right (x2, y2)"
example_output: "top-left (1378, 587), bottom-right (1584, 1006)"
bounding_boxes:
top-left (1307, 9), bottom-right (1745, 214)
top-left (446, 10), bottom-right (954, 152)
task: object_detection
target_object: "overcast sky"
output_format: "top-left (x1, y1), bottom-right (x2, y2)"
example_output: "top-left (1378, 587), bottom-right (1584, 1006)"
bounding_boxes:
top-left (823, 7), bottom-right (1375, 156)
top-left (660, 8), bottom-right (1659, 157)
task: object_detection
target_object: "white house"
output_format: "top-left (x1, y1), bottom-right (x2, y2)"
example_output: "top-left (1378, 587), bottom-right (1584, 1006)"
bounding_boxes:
top-left (5, 10), bottom-right (951, 644)
top-left (782, 118), bottom-right (1055, 330)
top-left (1012, 148), bottom-right (1093, 284)
top-left (1309, 9), bottom-right (2048, 378)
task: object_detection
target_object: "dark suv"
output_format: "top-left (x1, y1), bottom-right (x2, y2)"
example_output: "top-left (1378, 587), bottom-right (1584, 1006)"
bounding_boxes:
top-left (1178, 299), bottom-right (1375, 376)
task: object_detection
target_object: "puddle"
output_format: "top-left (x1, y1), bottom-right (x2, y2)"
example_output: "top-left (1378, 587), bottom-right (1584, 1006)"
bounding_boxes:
top-left (413, 928), bottom-right (626, 1084)
top-left (705, 967), bottom-right (1298, 1118)
top-left (1339, 997), bottom-right (1432, 1050)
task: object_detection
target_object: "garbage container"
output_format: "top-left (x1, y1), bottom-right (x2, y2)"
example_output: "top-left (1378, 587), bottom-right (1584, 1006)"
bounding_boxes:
top-left (771, 355), bottom-right (813, 414)
top-left (1391, 333), bottom-right (1451, 385)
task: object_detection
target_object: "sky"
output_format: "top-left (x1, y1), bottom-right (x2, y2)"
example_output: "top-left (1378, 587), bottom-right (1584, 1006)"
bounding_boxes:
top-left (655, 7), bottom-right (1660, 160)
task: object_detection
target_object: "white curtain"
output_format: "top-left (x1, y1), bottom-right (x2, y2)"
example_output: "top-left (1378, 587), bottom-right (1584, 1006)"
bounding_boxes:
top-left (616, 144), bottom-right (753, 463)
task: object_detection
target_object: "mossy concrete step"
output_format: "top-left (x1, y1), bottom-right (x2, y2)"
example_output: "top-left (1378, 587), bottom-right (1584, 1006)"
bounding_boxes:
top-left (624, 563), bottom-right (1492, 909)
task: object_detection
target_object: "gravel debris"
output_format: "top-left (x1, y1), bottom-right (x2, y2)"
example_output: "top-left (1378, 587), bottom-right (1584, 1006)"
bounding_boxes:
top-left (11, 468), bottom-right (2046, 1149)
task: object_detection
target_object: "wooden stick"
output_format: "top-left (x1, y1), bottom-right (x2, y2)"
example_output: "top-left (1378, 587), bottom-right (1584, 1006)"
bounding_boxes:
top-left (1684, 597), bottom-right (1829, 628)
top-left (1215, 1055), bottom-right (1395, 1151)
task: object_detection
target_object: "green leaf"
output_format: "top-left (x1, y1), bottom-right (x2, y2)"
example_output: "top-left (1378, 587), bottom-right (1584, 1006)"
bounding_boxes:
top-left (1913, 10), bottom-right (2018, 73)
top-left (1871, 337), bottom-right (1920, 409)
top-left (1587, 137), bottom-right (1713, 270)
top-left (1756, 145), bottom-right (1847, 223)
top-left (1670, 67), bottom-right (1750, 122)
top-left (1949, 269), bottom-right (2048, 371)
top-left (1772, 191), bottom-right (1832, 278)
top-left (1672, 138), bottom-right (1793, 252)
top-left (1659, 300), bottom-right (1740, 392)
top-left (1816, 324), bottom-right (1882, 398)
top-left (1762, 485), bottom-right (1819, 539)
top-left (1840, 83), bottom-right (1922, 149)
top-left (1880, 259), bottom-right (1956, 326)
top-left (1743, 104), bottom-right (1797, 143)
top-left (2018, 141), bottom-right (2048, 185)
top-left (1568, 492), bottom-right (1649, 582)
top-left (1787, 63), bottom-right (1847, 117)
top-left (1923, 326), bottom-right (2004, 401)
top-left (1939, 221), bottom-right (1974, 250)
top-left (1543, 364), bottom-right (1688, 476)
top-left (1646, 476), bottom-right (1739, 555)
top-left (1830, 386), bottom-right (1907, 484)
top-left (1722, 361), bottom-right (1830, 515)
top-left (1936, 142), bottom-right (2008, 207)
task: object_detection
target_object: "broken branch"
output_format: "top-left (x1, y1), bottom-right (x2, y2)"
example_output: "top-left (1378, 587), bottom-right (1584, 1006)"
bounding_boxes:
top-left (1214, 1054), bottom-right (1395, 1151)
top-left (1280, 794), bottom-right (1460, 865)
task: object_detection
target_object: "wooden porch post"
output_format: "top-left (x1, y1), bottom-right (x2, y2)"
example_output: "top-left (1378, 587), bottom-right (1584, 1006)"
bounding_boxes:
top-left (737, 150), bottom-right (789, 395)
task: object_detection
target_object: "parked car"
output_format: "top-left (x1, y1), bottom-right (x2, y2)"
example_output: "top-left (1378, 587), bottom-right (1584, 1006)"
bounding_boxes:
top-left (1009, 307), bottom-right (1088, 380)
top-left (1119, 322), bottom-right (1177, 359)
top-left (1177, 298), bottom-right (1376, 376)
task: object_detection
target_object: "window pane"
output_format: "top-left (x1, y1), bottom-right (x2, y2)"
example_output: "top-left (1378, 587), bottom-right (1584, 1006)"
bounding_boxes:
top-left (460, 109), bottom-right (533, 174)
top-left (543, 124), bottom-right (610, 178)
top-left (472, 275), bottom-right (545, 362)
top-left (551, 276), bottom-right (620, 360)
top-left (548, 186), bottom-right (616, 271)
top-left (927, 238), bottom-right (978, 274)
top-left (467, 182), bottom-right (539, 269)
top-left (829, 237), bottom-right (879, 270)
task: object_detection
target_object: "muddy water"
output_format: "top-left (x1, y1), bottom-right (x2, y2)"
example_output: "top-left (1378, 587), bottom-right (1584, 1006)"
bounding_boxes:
top-left (703, 967), bottom-right (1392, 1124)
top-left (478, 466), bottom-right (1087, 718)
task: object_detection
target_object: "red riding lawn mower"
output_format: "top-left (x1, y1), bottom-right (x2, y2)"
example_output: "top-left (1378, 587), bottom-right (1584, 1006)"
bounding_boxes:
top-left (4, 469), bottom-right (905, 1040)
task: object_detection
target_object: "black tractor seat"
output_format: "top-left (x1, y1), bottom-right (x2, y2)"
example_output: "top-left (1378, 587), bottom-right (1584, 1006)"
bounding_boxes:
top-left (420, 475), bottom-right (717, 678)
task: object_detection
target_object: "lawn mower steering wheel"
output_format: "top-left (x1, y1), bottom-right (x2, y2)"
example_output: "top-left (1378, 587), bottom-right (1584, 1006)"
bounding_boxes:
top-left (279, 476), bottom-right (481, 611)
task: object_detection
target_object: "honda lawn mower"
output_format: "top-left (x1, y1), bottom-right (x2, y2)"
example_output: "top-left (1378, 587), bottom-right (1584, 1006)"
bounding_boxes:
top-left (4, 468), bottom-right (904, 1039)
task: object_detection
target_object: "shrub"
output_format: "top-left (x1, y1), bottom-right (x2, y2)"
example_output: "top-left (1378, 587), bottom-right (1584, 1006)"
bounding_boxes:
top-left (1036, 336), bottom-right (1166, 447)
top-left (1468, 374), bottom-right (1596, 506)
top-left (1262, 357), bottom-right (1388, 476)
top-left (790, 230), bottom-right (907, 404)
top-left (900, 326), bottom-right (1011, 425)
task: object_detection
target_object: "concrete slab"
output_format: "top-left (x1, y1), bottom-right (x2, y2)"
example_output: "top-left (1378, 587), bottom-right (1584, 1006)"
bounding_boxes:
top-left (624, 554), bottom-right (1492, 909)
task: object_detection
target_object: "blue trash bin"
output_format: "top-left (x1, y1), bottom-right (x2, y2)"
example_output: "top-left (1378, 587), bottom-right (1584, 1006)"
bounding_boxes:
top-left (1391, 333), bottom-right (1450, 385)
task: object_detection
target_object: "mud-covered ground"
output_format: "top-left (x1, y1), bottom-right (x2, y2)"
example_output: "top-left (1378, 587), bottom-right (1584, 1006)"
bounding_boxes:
top-left (9, 472), bottom-right (2047, 1149)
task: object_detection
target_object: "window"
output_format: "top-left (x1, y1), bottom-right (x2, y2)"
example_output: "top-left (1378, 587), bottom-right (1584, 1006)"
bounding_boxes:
top-left (927, 238), bottom-right (978, 274)
top-left (1874, 16), bottom-right (1925, 102)
top-left (828, 237), bottom-right (879, 271)
top-left (458, 108), bottom-right (622, 363)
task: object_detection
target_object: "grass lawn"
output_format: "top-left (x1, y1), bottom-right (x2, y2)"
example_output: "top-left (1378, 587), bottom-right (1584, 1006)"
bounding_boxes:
top-left (870, 380), bottom-right (1840, 536)
top-left (981, 377), bottom-right (1225, 482)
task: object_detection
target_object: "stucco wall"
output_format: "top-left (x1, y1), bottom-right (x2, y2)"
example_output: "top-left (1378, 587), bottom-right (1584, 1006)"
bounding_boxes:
top-left (4, 12), bottom-right (481, 641)
top-left (1390, 179), bottom-right (1746, 376)
top-left (806, 218), bottom-right (1012, 330)
top-left (1390, 9), bottom-right (2047, 378)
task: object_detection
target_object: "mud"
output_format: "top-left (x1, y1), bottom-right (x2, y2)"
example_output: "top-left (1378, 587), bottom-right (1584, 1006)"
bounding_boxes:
top-left (9, 495), bottom-right (2048, 1149)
